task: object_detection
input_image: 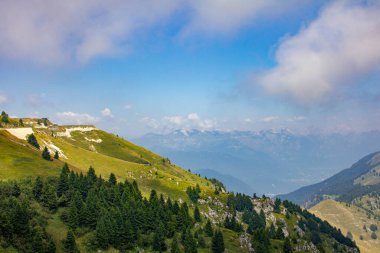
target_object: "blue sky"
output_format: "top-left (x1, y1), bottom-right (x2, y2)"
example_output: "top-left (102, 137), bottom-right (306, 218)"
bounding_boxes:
top-left (0, 0), bottom-right (379, 137)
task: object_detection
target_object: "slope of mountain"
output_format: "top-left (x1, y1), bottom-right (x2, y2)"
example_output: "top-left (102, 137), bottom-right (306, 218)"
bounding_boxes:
top-left (0, 115), bottom-right (360, 253)
top-left (134, 129), bottom-right (380, 195)
top-left (194, 169), bottom-right (255, 194)
top-left (279, 151), bottom-right (380, 207)
top-left (310, 200), bottom-right (380, 253)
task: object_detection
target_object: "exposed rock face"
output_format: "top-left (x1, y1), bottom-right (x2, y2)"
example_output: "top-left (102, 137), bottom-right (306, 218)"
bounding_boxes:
top-left (294, 242), bottom-right (320, 253)
top-left (294, 224), bottom-right (305, 237)
top-left (239, 233), bottom-right (254, 252)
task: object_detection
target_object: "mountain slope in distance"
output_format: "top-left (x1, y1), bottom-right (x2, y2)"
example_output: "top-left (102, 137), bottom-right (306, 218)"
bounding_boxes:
top-left (279, 151), bottom-right (380, 207)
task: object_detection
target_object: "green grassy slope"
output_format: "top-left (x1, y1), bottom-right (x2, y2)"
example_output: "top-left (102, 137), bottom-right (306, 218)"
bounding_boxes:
top-left (310, 199), bottom-right (380, 253)
top-left (0, 122), bottom-right (216, 202)
top-left (0, 130), bottom-right (64, 179)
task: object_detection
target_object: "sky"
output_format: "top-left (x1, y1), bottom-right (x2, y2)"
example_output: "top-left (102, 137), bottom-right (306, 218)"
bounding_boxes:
top-left (0, 0), bottom-right (380, 138)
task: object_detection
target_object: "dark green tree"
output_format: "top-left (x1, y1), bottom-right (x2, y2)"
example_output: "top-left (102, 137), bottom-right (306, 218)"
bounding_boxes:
top-left (276, 227), bottom-right (285, 240)
top-left (274, 198), bottom-right (281, 213)
top-left (152, 223), bottom-right (167, 252)
top-left (108, 173), bottom-right (117, 185)
top-left (170, 234), bottom-right (180, 253)
top-left (204, 220), bottom-right (213, 237)
top-left (1, 111), bottom-right (9, 123)
top-left (57, 164), bottom-right (70, 197)
top-left (194, 206), bottom-right (201, 222)
top-left (41, 185), bottom-right (58, 211)
top-left (212, 230), bottom-right (225, 253)
top-left (63, 230), bottom-right (79, 253)
top-left (252, 228), bottom-right (270, 253)
top-left (283, 237), bottom-right (293, 253)
top-left (42, 147), bottom-right (51, 161)
top-left (33, 176), bottom-right (43, 200)
top-left (27, 133), bottom-right (40, 149)
top-left (184, 229), bottom-right (197, 253)
top-left (96, 216), bottom-right (110, 249)
top-left (54, 150), bottom-right (59, 159)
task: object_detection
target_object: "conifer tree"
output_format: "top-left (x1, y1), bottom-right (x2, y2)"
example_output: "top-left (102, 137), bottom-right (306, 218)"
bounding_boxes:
top-left (184, 229), bottom-right (197, 253)
top-left (283, 237), bottom-right (293, 253)
top-left (212, 230), bottom-right (225, 253)
top-left (54, 150), bottom-right (59, 159)
top-left (57, 164), bottom-right (69, 197)
top-left (274, 198), bottom-right (281, 213)
top-left (42, 147), bottom-right (51, 161)
top-left (41, 185), bottom-right (58, 211)
top-left (204, 220), bottom-right (213, 237)
top-left (170, 234), bottom-right (180, 253)
top-left (27, 133), bottom-right (40, 149)
top-left (63, 230), bottom-right (79, 253)
top-left (33, 176), bottom-right (43, 200)
top-left (108, 173), bottom-right (117, 185)
top-left (276, 227), bottom-right (285, 240)
top-left (194, 206), bottom-right (201, 222)
top-left (152, 223), bottom-right (167, 252)
top-left (96, 216), bottom-right (110, 249)
top-left (68, 201), bottom-right (79, 229)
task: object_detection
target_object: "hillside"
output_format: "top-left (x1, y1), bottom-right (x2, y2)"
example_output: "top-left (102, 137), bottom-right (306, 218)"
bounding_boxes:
top-left (310, 200), bottom-right (380, 253)
top-left (0, 114), bottom-right (360, 253)
top-left (279, 151), bottom-right (380, 208)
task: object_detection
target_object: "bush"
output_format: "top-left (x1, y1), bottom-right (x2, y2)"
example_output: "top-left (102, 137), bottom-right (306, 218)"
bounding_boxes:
top-left (370, 224), bottom-right (378, 232)
top-left (371, 232), bottom-right (377, 240)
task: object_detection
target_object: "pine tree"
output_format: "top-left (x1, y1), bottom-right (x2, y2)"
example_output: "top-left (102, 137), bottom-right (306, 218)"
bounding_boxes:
top-left (42, 147), bottom-right (51, 161)
top-left (283, 237), bottom-right (293, 253)
top-left (211, 230), bottom-right (225, 253)
top-left (184, 229), bottom-right (197, 253)
top-left (152, 223), bottom-right (167, 252)
top-left (54, 150), bottom-right (59, 159)
top-left (96, 216), bottom-right (110, 249)
top-left (204, 220), bottom-right (213, 237)
top-left (57, 164), bottom-right (69, 197)
top-left (108, 173), bottom-right (117, 185)
top-left (33, 176), bottom-right (43, 200)
top-left (276, 227), bottom-right (285, 240)
top-left (170, 234), bottom-right (180, 253)
top-left (194, 206), bottom-right (201, 222)
top-left (274, 198), bottom-right (281, 213)
top-left (1, 111), bottom-right (9, 123)
top-left (63, 230), bottom-right (79, 253)
top-left (41, 185), bottom-right (58, 211)
top-left (68, 201), bottom-right (79, 229)
top-left (27, 133), bottom-right (40, 149)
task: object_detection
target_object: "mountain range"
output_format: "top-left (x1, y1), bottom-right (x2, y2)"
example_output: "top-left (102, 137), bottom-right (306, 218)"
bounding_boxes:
top-left (134, 129), bottom-right (380, 195)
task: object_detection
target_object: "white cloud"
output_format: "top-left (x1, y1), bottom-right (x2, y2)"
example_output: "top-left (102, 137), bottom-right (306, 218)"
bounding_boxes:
top-left (101, 108), bottom-right (113, 117)
top-left (261, 116), bottom-right (278, 123)
top-left (181, 0), bottom-right (302, 36)
top-left (56, 112), bottom-right (99, 124)
top-left (256, 1), bottom-right (380, 103)
top-left (164, 113), bottom-right (217, 130)
top-left (0, 0), bottom-right (180, 64)
top-left (0, 0), bottom-right (308, 65)
top-left (141, 117), bottom-right (160, 129)
top-left (0, 94), bottom-right (8, 104)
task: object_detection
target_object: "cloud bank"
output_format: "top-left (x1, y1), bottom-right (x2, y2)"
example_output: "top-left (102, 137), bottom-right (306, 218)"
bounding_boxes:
top-left (256, 1), bottom-right (380, 103)
top-left (56, 112), bottom-right (99, 124)
top-left (0, 0), bottom-right (179, 64)
top-left (0, 0), bottom-right (305, 65)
